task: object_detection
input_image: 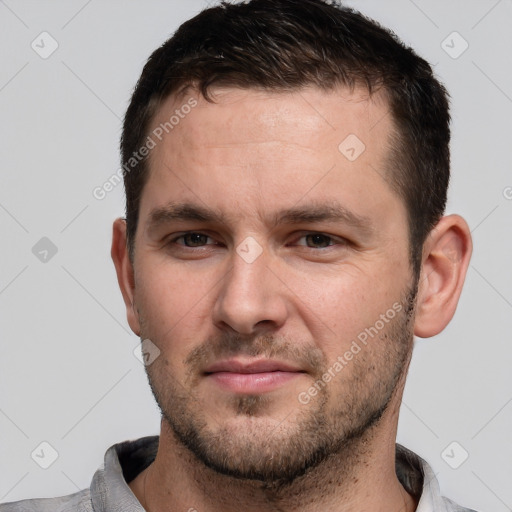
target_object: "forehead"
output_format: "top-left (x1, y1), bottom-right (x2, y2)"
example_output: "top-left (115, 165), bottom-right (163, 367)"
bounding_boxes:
top-left (152, 85), bottom-right (392, 153)
top-left (140, 85), bottom-right (403, 234)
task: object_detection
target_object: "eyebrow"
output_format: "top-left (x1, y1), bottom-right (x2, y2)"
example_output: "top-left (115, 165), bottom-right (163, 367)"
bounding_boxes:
top-left (145, 201), bottom-right (374, 236)
top-left (274, 204), bottom-right (373, 233)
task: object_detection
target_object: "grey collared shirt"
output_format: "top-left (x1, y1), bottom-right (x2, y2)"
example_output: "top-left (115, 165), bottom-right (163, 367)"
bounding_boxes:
top-left (0, 436), bottom-right (478, 511)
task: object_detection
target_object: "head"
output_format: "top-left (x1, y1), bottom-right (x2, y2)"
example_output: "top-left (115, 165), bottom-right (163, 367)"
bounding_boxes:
top-left (121, 0), bottom-right (451, 279)
top-left (112, 0), bottom-right (471, 487)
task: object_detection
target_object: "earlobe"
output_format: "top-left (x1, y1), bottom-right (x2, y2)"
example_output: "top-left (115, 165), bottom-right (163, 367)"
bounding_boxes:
top-left (413, 214), bottom-right (472, 338)
top-left (111, 218), bottom-right (141, 336)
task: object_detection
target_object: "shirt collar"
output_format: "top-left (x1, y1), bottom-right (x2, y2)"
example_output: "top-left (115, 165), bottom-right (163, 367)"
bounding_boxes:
top-left (91, 436), bottom-right (445, 511)
top-left (90, 436), bottom-right (158, 512)
top-left (396, 443), bottom-right (452, 512)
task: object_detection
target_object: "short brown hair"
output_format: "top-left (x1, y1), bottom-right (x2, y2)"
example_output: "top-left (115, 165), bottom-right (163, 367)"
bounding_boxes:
top-left (121, 0), bottom-right (450, 277)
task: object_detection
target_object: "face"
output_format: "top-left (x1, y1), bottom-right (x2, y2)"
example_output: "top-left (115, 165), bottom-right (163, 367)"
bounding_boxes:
top-left (131, 86), bottom-right (417, 484)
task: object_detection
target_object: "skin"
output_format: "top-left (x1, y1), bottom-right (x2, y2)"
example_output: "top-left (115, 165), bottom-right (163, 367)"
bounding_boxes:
top-left (111, 86), bottom-right (472, 512)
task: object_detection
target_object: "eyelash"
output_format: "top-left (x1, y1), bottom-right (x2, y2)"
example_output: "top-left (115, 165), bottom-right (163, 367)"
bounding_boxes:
top-left (167, 232), bottom-right (346, 250)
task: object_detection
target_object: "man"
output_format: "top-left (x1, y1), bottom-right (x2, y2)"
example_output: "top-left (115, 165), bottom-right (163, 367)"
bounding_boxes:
top-left (1, 0), bottom-right (478, 510)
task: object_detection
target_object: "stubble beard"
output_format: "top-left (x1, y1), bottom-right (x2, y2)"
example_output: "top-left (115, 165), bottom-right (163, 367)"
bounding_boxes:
top-left (141, 285), bottom-right (417, 487)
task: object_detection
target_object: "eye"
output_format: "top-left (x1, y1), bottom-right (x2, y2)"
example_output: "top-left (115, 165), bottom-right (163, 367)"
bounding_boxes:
top-left (170, 232), bottom-right (215, 247)
top-left (294, 233), bottom-right (344, 249)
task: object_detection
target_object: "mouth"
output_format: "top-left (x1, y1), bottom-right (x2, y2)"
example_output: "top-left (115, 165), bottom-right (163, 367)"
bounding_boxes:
top-left (203, 358), bottom-right (307, 394)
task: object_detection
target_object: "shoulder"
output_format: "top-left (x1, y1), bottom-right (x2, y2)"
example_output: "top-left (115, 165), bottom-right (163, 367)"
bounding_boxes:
top-left (0, 489), bottom-right (91, 512)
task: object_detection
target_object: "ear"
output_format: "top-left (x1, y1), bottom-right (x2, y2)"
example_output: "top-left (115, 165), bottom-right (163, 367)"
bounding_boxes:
top-left (111, 218), bottom-right (141, 336)
top-left (414, 214), bottom-right (472, 338)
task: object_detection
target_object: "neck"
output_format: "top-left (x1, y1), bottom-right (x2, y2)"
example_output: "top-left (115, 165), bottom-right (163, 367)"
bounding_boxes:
top-left (130, 408), bottom-right (417, 512)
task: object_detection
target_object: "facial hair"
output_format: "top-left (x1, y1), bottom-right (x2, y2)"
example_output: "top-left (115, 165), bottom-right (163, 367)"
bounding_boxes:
top-left (140, 284), bottom-right (417, 487)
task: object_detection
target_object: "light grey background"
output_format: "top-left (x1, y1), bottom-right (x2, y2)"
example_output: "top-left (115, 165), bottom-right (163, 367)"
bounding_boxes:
top-left (0, 1), bottom-right (510, 510)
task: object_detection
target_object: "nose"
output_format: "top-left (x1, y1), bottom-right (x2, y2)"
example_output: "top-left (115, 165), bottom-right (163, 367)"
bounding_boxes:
top-left (212, 243), bottom-right (289, 335)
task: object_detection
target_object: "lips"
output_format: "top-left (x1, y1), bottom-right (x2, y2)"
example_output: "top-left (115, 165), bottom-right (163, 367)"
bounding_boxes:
top-left (204, 358), bottom-right (304, 374)
top-left (203, 358), bottom-right (306, 394)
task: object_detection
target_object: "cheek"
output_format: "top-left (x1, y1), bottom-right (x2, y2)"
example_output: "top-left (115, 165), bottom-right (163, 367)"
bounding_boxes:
top-left (134, 265), bottom-right (197, 334)
top-left (134, 261), bottom-right (220, 358)
top-left (292, 265), bottom-right (406, 354)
